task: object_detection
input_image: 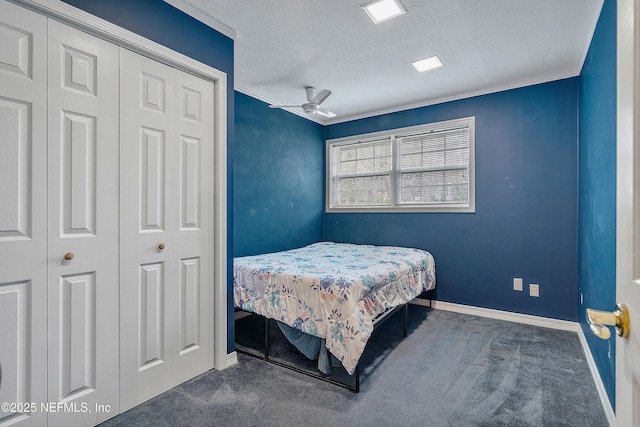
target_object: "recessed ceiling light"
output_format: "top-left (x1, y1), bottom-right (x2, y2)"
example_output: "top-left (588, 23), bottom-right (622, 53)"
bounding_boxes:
top-left (361, 0), bottom-right (407, 24)
top-left (411, 55), bottom-right (443, 72)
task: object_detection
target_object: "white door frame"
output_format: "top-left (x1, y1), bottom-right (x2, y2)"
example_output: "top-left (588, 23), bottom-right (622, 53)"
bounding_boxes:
top-left (616, 0), bottom-right (639, 425)
top-left (11, 0), bottom-right (230, 371)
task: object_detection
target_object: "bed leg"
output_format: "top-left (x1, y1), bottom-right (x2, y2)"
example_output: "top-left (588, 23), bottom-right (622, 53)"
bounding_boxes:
top-left (403, 303), bottom-right (408, 337)
top-left (264, 317), bottom-right (270, 359)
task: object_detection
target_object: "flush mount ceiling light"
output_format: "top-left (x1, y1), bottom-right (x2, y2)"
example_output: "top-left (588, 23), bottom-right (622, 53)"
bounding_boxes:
top-left (411, 55), bottom-right (443, 72)
top-left (361, 0), bottom-right (407, 24)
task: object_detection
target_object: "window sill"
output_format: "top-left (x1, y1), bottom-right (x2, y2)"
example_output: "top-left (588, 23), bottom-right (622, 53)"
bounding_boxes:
top-left (326, 204), bottom-right (475, 213)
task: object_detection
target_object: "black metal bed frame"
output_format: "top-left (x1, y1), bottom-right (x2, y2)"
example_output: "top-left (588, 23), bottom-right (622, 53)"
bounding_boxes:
top-left (235, 303), bottom-right (409, 393)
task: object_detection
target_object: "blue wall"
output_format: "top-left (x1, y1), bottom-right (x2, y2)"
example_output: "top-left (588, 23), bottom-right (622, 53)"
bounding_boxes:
top-left (578, 0), bottom-right (616, 409)
top-left (61, 0), bottom-right (237, 353)
top-left (234, 92), bottom-right (325, 257)
top-left (325, 79), bottom-right (579, 321)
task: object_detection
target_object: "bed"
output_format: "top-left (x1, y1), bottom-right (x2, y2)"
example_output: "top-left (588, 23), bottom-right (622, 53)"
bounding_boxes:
top-left (234, 241), bottom-right (436, 385)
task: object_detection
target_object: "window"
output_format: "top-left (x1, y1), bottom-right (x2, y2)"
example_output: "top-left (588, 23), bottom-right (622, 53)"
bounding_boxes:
top-left (327, 117), bottom-right (475, 212)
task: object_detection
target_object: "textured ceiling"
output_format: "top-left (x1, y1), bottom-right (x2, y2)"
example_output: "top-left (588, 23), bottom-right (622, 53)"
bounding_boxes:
top-left (173, 0), bottom-right (603, 124)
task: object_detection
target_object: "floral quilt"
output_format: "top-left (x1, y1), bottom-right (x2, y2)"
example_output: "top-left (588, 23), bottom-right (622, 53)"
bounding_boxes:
top-left (233, 242), bottom-right (436, 375)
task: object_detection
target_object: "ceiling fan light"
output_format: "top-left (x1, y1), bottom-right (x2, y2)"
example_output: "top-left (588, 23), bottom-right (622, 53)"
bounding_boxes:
top-left (411, 55), bottom-right (443, 72)
top-left (362, 0), bottom-right (407, 24)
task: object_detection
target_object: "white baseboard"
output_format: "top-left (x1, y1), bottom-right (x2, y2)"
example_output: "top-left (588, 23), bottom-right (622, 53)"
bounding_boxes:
top-left (577, 328), bottom-right (616, 427)
top-left (422, 300), bottom-right (614, 426)
top-left (225, 351), bottom-right (238, 368)
top-left (430, 301), bottom-right (579, 331)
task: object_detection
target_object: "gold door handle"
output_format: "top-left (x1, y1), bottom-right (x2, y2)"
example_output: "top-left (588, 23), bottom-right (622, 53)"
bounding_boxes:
top-left (157, 243), bottom-right (165, 250)
top-left (586, 303), bottom-right (630, 339)
top-left (64, 252), bottom-right (74, 261)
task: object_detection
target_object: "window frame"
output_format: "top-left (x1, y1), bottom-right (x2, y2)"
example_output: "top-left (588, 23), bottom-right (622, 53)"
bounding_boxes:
top-left (326, 116), bottom-right (475, 213)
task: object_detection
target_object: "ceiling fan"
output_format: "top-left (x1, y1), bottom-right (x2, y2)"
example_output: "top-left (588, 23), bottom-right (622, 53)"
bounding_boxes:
top-left (269, 87), bottom-right (336, 118)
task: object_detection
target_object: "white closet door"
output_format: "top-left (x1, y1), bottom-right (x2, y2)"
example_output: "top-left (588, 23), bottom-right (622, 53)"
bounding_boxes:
top-left (119, 48), bottom-right (175, 410)
top-left (47, 20), bottom-right (120, 427)
top-left (171, 67), bottom-right (214, 385)
top-left (119, 49), bottom-right (214, 411)
top-left (0, 3), bottom-right (48, 426)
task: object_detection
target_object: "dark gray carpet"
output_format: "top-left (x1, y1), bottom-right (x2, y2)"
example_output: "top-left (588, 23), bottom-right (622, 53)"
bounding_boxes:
top-left (100, 306), bottom-right (609, 427)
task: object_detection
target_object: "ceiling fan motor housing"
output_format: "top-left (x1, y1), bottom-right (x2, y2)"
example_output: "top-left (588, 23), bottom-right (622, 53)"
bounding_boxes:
top-left (305, 86), bottom-right (316, 101)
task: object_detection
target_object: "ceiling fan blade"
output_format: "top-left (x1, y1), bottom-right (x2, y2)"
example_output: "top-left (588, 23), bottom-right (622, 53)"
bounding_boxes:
top-left (309, 89), bottom-right (331, 105)
top-left (315, 107), bottom-right (336, 118)
top-left (268, 104), bottom-right (301, 108)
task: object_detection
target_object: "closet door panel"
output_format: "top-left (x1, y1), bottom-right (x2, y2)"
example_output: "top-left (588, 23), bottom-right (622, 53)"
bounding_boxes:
top-left (119, 48), bottom-right (174, 411)
top-left (0, 281), bottom-right (44, 427)
top-left (60, 111), bottom-right (97, 236)
top-left (171, 68), bottom-right (213, 385)
top-left (138, 262), bottom-right (166, 367)
top-left (139, 127), bottom-right (166, 232)
top-left (0, 98), bottom-right (32, 239)
top-left (58, 272), bottom-right (96, 397)
top-left (47, 20), bottom-right (119, 427)
top-left (120, 50), bottom-right (214, 409)
top-left (178, 256), bottom-right (200, 352)
top-left (0, 3), bottom-right (47, 426)
top-left (179, 136), bottom-right (201, 230)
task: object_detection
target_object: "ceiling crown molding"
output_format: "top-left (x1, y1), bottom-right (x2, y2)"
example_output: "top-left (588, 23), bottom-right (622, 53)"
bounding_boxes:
top-left (163, 0), bottom-right (237, 40)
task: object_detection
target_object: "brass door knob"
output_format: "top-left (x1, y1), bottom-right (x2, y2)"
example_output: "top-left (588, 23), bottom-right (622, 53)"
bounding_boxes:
top-left (586, 303), bottom-right (630, 340)
top-left (64, 252), bottom-right (74, 261)
top-left (157, 243), bottom-right (165, 250)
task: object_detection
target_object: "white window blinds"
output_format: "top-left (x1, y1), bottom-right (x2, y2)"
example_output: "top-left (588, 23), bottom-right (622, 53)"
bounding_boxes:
top-left (336, 138), bottom-right (391, 205)
top-left (327, 116), bottom-right (475, 212)
top-left (398, 126), bottom-right (470, 205)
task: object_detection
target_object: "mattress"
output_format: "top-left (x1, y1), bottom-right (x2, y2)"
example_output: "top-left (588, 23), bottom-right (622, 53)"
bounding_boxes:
top-left (233, 242), bottom-right (436, 375)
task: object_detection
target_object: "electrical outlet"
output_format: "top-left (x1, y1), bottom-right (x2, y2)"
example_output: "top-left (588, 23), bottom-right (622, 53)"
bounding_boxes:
top-left (530, 283), bottom-right (540, 297)
top-left (513, 278), bottom-right (523, 291)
